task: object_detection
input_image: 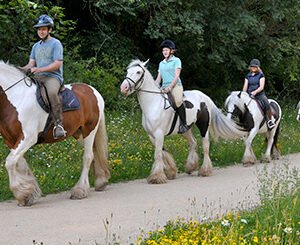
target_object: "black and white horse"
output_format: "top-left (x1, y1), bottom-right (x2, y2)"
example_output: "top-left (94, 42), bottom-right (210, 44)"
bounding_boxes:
top-left (120, 59), bottom-right (245, 183)
top-left (225, 91), bottom-right (281, 165)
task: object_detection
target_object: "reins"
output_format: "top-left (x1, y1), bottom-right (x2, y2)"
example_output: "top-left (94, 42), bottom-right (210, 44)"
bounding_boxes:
top-left (0, 74), bottom-right (33, 94)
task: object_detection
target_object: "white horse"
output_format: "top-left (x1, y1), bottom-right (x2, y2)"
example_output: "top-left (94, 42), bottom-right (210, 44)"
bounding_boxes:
top-left (225, 91), bottom-right (281, 165)
top-left (120, 59), bottom-right (245, 183)
top-left (0, 61), bottom-right (110, 206)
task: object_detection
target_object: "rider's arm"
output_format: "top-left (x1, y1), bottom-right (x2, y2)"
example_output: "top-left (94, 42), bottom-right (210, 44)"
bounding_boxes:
top-left (21, 59), bottom-right (36, 71)
top-left (155, 72), bottom-right (162, 87)
top-left (170, 67), bottom-right (181, 89)
top-left (30, 60), bottom-right (63, 74)
top-left (242, 78), bottom-right (248, 92)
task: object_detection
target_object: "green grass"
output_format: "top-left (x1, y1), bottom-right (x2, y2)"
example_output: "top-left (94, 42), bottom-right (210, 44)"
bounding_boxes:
top-left (0, 105), bottom-right (300, 201)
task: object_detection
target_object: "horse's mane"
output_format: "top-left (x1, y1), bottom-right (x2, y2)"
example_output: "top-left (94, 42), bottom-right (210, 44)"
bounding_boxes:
top-left (0, 60), bottom-right (25, 77)
top-left (225, 91), bottom-right (248, 110)
top-left (127, 59), bottom-right (144, 69)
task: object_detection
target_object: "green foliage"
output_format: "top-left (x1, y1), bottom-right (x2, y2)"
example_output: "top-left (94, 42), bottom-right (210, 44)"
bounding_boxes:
top-left (0, 0), bottom-right (75, 64)
top-left (63, 54), bottom-right (138, 110)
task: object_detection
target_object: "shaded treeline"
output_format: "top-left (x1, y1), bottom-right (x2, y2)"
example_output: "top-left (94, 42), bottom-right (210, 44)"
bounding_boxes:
top-left (1, 0), bottom-right (300, 106)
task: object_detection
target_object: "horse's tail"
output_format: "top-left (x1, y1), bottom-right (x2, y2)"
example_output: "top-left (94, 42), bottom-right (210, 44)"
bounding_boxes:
top-left (93, 102), bottom-right (110, 190)
top-left (209, 103), bottom-right (247, 140)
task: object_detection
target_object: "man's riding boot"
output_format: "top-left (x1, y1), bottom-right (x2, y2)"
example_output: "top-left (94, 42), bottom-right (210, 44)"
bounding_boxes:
top-left (266, 109), bottom-right (275, 129)
top-left (52, 102), bottom-right (66, 139)
top-left (177, 104), bottom-right (189, 134)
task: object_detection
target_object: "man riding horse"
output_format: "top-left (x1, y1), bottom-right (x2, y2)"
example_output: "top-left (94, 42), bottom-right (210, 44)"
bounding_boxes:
top-left (21, 14), bottom-right (66, 139)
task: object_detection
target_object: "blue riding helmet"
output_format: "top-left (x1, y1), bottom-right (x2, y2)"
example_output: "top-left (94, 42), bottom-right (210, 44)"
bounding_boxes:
top-left (249, 59), bottom-right (260, 67)
top-left (160, 39), bottom-right (176, 50)
top-left (33, 15), bottom-right (54, 28)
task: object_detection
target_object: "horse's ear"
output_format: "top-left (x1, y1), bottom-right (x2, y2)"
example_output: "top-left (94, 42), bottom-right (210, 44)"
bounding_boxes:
top-left (143, 59), bottom-right (150, 67)
top-left (227, 90), bottom-right (231, 95)
top-left (238, 91), bottom-right (242, 98)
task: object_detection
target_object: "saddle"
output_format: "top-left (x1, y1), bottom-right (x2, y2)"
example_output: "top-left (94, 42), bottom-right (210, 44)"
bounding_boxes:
top-left (36, 81), bottom-right (80, 113)
top-left (253, 98), bottom-right (266, 115)
top-left (34, 79), bottom-right (80, 143)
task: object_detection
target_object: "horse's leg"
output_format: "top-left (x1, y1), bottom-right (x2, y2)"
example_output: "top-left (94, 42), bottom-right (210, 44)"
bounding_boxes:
top-left (181, 130), bottom-right (199, 174)
top-left (93, 116), bottom-right (110, 191)
top-left (242, 130), bottom-right (258, 166)
top-left (5, 142), bottom-right (41, 206)
top-left (162, 149), bottom-right (177, 180)
top-left (262, 125), bottom-right (281, 162)
top-left (147, 132), bottom-right (168, 184)
top-left (198, 132), bottom-right (213, 176)
top-left (71, 132), bottom-right (96, 199)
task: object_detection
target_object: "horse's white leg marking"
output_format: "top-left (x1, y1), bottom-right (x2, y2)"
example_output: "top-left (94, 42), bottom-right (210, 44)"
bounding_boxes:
top-left (70, 131), bottom-right (96, 199)
top-left (148, 134), bottom-right (177, 180)
top-left (199, 132), bottom-right (212, 176)
top-left (242, 128), bottom-right (258, 165)
top-left (147, 132), bottom-right (168, 184)
top-left (182, 130), bottom-right (199, 174)
top-left (5, 139), bottom-right (41, 206)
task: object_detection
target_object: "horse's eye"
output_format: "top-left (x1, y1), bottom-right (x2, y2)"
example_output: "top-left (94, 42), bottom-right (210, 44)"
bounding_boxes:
top-left (137, 71), bottom-right (141, 74)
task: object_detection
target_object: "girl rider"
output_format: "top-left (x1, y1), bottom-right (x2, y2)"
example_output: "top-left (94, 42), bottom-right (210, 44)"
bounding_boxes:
top-left (155, 39), bottom-right (188, 134)
top-left (243, 58), bottom-right (275, 129)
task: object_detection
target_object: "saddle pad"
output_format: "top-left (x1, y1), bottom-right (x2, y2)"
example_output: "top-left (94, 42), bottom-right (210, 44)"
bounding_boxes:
top-left (36, 84), bottom-right (80, 113)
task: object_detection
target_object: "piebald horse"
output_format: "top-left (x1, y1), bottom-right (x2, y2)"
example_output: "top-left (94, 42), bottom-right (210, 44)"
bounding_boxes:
top-left (225, 91), bottom-right (281, 165)
top-left (0, 61), bottom-right (110, 206)
top-left (120, 59), bottom-right (246, 183)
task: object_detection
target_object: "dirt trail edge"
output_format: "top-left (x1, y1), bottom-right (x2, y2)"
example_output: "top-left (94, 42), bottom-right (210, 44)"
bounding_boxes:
top-left (1, 153), bottom-right (300, 245)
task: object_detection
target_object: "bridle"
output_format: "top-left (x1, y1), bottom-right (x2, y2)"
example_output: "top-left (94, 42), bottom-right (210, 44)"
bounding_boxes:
top-left (124, 64), bottom-right (163, 95)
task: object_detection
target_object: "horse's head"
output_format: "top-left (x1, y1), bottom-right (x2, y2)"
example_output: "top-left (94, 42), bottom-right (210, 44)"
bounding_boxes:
top-left (225, 91), bottom-right (250, 119)
top-left (120, 59), bottom-right (150, 96)
top-left (225, 91), bottom-right (254, 130)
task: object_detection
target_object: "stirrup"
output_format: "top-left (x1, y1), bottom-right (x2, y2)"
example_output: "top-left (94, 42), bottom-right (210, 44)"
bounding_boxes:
top-left (178, 124), bottom-right (189, 134)
top-left (53, 124), bottom-right (66, 139)
top-left (267, 120), bottom-right (275, 129)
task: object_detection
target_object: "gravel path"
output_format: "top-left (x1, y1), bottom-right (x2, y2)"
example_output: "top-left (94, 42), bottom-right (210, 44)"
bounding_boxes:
top-left (1, 153), bottom-right (300, 245)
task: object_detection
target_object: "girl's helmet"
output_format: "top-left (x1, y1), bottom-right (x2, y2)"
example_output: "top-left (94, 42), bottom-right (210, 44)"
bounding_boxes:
top-left (249, 59), bottom-right (260, 67)
top-left (33, 15), bottom-right (54, 28)
top-left (160, 39), bottom-right (176, 50)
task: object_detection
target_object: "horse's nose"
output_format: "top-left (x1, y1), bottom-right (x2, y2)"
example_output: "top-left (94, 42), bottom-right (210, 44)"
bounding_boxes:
top-left (120, 81), bottom-right (129, 94)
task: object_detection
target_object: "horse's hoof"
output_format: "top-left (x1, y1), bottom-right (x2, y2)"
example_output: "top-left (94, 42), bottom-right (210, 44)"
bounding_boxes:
top-left (17, 194), bottom-right (36, 206)
top-left (70, 187), bottom-right (88, 199)
top-left (165, 170), bottom-right (177, 180)
top-left (261, 158), bottom-right (271, 163)
top-left (147, 174), bottom-right (167, 184)
top-left (185, 163), bottom-right (198, 175)
top-left (95, 181), bottom-right (108, 191)
top-left (243, 162), bottom-right (255, 167)
top-left (198, 168), bottom-right (212, 177)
